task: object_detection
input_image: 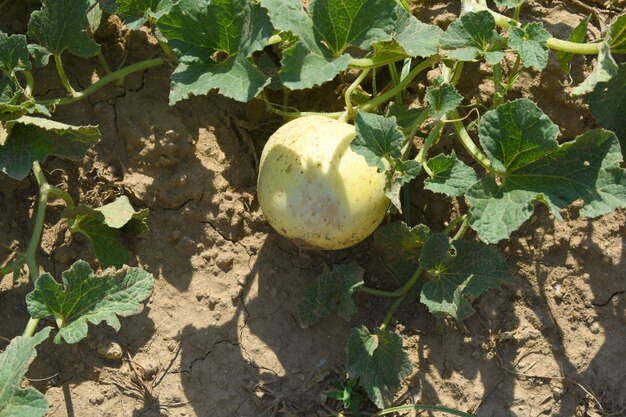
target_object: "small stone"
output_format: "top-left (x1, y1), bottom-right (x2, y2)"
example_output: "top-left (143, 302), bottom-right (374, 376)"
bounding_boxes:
top-left (590, 322), bottom-right (601, 335)
top-left (89, 394), bottom-right (104, 405)
top-left (215, 253), bottom-right (234, 271)
top-left (554, 284), bottom-right (563, 301)
top-left (97, 340), bottom-right (124, 361)
top-left (142, 360), bottom-right (160, 380)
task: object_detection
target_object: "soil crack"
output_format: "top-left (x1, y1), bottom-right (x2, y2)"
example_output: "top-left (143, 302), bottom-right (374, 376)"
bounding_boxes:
top-left (592, 290), bottom-right (626, 307)
top-left (180, 338), bottom-right (240, 374)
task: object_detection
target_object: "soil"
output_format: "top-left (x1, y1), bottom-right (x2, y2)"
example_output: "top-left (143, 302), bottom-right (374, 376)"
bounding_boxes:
top-left (1, 2), bottom-right (625, 417)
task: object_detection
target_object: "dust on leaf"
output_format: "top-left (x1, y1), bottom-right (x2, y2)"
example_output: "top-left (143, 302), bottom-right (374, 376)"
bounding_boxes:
top-left (440, 11), bottom-right (507, 64)
top-left (27, 0), bottom-right (100, 57)
top-left (346, 326), bottom-right (412, 408)
top-left (424, 152), bottom-right (478, 198)
top-left (419, 234), bottom-right (512, 319)
top-left (26, 261), bottom-right (154, 344)
top-left (0, 328), bottom-right (51, 417)
top-left (467, 99), bottom-right (626, 243)
top-left (158, 0), bottom-right (273, 102)
top-left (298, 262), bottom-right (364, 327)
top-left (508, 22), bottom-right (551, 70)
top-left (0, 117), bottom-right (99, 180)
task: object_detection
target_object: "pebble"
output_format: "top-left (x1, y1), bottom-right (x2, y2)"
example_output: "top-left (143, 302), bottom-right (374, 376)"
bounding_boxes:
top-left (590, 321), bottom-right (601, 335)
top-left (96, 340), bottom-right (124, 361)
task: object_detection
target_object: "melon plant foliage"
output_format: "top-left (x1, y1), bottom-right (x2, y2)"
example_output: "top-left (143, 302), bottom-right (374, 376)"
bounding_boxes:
top-left (0, 0), bottom-right (625, 414)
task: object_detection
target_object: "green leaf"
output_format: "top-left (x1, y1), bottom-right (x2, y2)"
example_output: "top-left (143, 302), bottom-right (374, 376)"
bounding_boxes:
top-left (373, 221), bottom-right (430, 284)
top-left (508, 22), bottom-right (551, 70)
top-left (27, 0), bottom-right (100, 57)
top-left (95, 195), bottom-right (149, 232)
top-left (158, 0), bottom-right (272, 103)
top-left (346, 326), bottom-right (412, 408)
top-left (117, 0), bottom-right (173, 29)
top-left (609, 13), bottom-right (626, 54)
top-left (260, 0), bottom-right (407, 89)
top-left (26, 261), bottom-right (154, 344)
top-left (63, 197), bottom-right (148, 268)
top-left (589, 62), bottom-right (626, 151)
top-left (572, 39), bottom-right (618, 95)
top-left (27, 44), bottom-right (52, 68)
top-left (392, 13), bottom-right (442, 58)
top-left (424, 83), bottom-right (463, 118)
top-left (440, 11), bottom-right (506, 64)
top-left (467, 99), bottom-right (626, 243)
top-left (352, 112), bottom-right (404, 171)
top-left (0, 116), bottom-right (99, 180)
top-left (64, 207), bottom-right (131, 268)
top-left (385, 103), bottom-right (428, 135)
top-left (424, 152), bottom-right (478, 198)
top-left (384, 159), bottom-right (421, 212)
top-left (419, 235), bottom-right (511, 319)
top-left (0, 79), bottom-right (51, 121)
top-left (0, 328), bottom-right (51, 417)
top-left (478, 99), bottom-right (559, 173)
top-left (299, 262), bottom-right (364, 327)
top-left (0, 31), bottom-right (31, 74)
top-left (556, 15), bottom-right (589, 74)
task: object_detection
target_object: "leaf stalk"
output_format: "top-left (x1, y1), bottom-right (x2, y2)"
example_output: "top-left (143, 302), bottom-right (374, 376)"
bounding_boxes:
top-left (469, 3), bottom-right (601, 54)
top-left (54, 54), bottom-right (78, 97)
top-left (38, 58), bottom-right (166, 106)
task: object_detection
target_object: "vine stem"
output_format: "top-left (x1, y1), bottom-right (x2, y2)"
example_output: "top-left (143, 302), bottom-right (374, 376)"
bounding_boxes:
top-left (261, 92), bottom-right (344, 119)
top-left (360, 55), bottom-right (440, 112)
top-left (54, 54), bottom-right (77, 97)
top-left (38, 58), bottom-right (166, 106)
top-left (344, 68), bottom-right (370, 116)
top-left (448, 109), bottom-right (497, 173)
top-left (22, 162), bottom-right (75, 338)
top-left (23, 71), bottom-right (34, 96)
top-left (379, 294), bottom-right (408, 331)
top-left (350, 54), bottom-right (410, 69)
top-left (358, 267), bottom-right (423, 299)
top-left (22, 162), bottom-right (49, 338)
top-left (468, 2), bottom-right (601, 54)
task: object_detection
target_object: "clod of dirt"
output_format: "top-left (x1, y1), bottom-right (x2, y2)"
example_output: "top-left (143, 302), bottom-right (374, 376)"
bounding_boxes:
top-left (96, 339), bottom-right (124, 361)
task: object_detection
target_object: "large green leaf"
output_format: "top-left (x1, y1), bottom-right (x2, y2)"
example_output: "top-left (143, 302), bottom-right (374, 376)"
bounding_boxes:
top-left (440, 11), bottom-right (506, 64)
top-left (26, 261), bottom-right (154, 344)
top-left (299, 262), bottom-right (364, 327)
top-left (467, 99), bottom-right (626, 243)
top-left (158, 0), bottom-right (272, 103)
top-left (419, 234), bottom-right (511, 319)
top-left (346, 326), bottom-right (412, 408)
top-left (260, 0), bottom-right (408, 90)
top-left (0, 116), bottom-right (99, 180)
top-left (0, 31), bottom-right (31, 74)
top-left (27, 0), bottom-right (100, 57)
top-left (589, 62), bottom-right (626, 151)
top-left (0, 328), bottom-right (50, 417)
